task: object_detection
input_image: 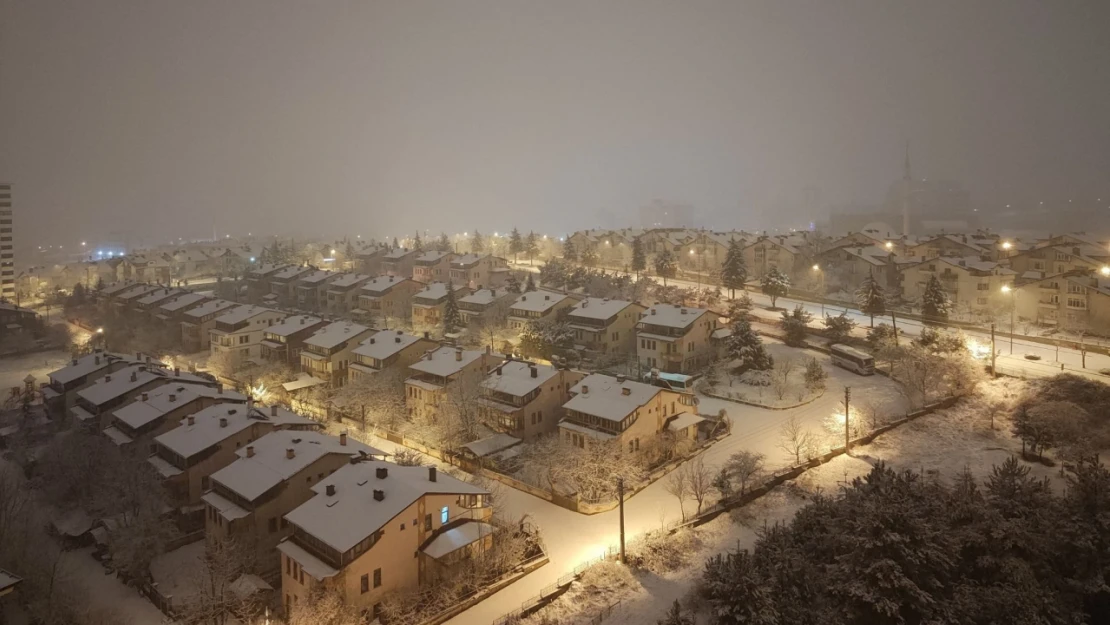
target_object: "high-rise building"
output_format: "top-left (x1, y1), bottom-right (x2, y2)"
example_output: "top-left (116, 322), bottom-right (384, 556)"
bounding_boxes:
top-left (0, 184), bottom-right (12, 301)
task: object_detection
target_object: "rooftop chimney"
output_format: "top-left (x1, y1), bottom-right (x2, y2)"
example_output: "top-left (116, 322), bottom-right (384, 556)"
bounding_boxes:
top-left (141, 392), bottom-right (149, 401)
top-left (187, 415), bottom-right (195, 425)
top-left (455, 348), bottom-right (463, 362)
top-left (219, 417), bottom-right (228, 427)
top-left (340, 432), bottom-right (347, 446)
top-left (545, 295), bottom-right (550, 300)
top-left (300, 317), bottom-right (305, 325)
top-left (616, 374), bottom-right (626, 384)
top-left (373, 489), bottom-right (384, 501)
top-left (271, 405), bottom-right (278, 417)
top-left (530, 365), bottom-right (538, 378)
top-left (581, 385), bottom-right (589, 394)
top-left (217, 385), bottom-right (223, 394)
top-left (286, 448), bottom-right (295, 459)
top-left (246, 445), bottom-right (255, 458)
top-left (395, 336), bottom-right (401, 343)
top-left (136, 351), bottom-right (142, 360)
top-left (521, 295), bottom-right (527, 301)
top-left (130, 371), bottom-right (138, 382)
top-left (622, 387), bottom-right (631, 396)
top-left (376, 466), bottom-right (388, 479)
top-left (71, 358), bottom-right (78, 366)
top-left (326, 484), bottom-right (336, 496)
top-left (423, 331), bottom-right (430, 339)
top-left (95, 356), bottom-right (101, 365)
top-left (429, 466), bottom-right (437, 482)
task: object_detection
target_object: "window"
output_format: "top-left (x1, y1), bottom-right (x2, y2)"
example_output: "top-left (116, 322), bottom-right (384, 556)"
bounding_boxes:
top-left (201, 476), bottom-right (210, 490)
top-left (373, 568), bottom-right (382, 588)
top-left (977, 297), bottom-right (987, 306)
top-left (286, 555), bottom-right (291, 575)
top-left (268, 517), bottom-right (278, 533)
top-left (238, 334), bottom-right (249, 344)
top-left (360, 574), bottom-right (369, 594)
top-left (424, 514), bottom-right (432, 531)
top-left (400, 522), bottom-right (405, 531)
top-left (1067, 297), bottom-right (1086, 309)
top-left (441, 506), bottom-right (449, 524)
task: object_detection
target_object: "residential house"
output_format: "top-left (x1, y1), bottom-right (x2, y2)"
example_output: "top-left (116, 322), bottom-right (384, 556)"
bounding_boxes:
top-left (261, 315), bottom-right (330, 367)
top-left (636, 304), bottom-right (721, 374)
top-left (149, 403), bottom-right (318, 508)
top-left (156, 292), bottom-right (212, 330)
top-left (326, 274), bottom-right (374, 315)
top-left (348, 329), bottom-right (438, 384)
top-left (380, 248), bottom-right (420, 278)
top-left (559, 373), bottom-right (701, 452)
top-left (42, 350), bottom-right (145, 418)
top-left (507, 291), bottom-right (576, 331)
top-left (268, 265), bottom-right (315, 307)
top-left (903, 234), bottom-right (989, 260)
top-left (293, 270), bottom-right (339, 312)
top-left (246, 264), bottom-right (292, 301)
top-left (182, 299), bottom-right (239, 352)
top-left (477, 360), bottom-right (584, 440)
top-left (814, 245), bottom-right (897, 296)
top-left (354, 245), bottom-right (387, 275)
top-left (1007, 244), bottom-right (1109, 283)
top-left (209, 306), bottom-right (287, 369)
top-left (413, 251), bottom-right (455, 284)
top-left (1013, 270), bottom-right (1110, 335)
top-left (203, 430), bottom-right (384, 573)
top-left (105, 383), bottom-right (247, 449)
top-left (457, 288), bottom-right (515, 329)
top-left (110, 284), bottom-right (162, 316)
top-left (448, 254), bottom-right (508, 290)
top-left (564, 298), bottom-right (646, 356)
top-left (73, 363), bottom-right (217, 429)
top-left (899, 257), bottom-right (1016, 317)
top-left (678, 231), bottom-right (750, 275)
top-left (357, 275), bottom-right (422, 326)
top-left (744, 236), bottom-right (800, 279)
top-left (169, 249), bottom-right (214, 279)
top-left (405, 346), bottom-right (501, 422)
top-left (134, 287), bottom-right (188, 317)
top-left (277, 461), bottom-right (491, 618)
top-left (299, 322), bottom-right (375, 387)
top-left (411, 282), bottom-right (471, 332)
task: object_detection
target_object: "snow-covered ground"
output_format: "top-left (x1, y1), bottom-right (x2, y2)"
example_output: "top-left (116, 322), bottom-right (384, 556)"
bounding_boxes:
top-left (0, 349), bottom-right (70, 392)
top-left (149, 539), bottom-right (207, 604)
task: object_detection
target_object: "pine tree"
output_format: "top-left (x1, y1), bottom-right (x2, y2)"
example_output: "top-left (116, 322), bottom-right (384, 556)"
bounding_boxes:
top-left (436, 232), bottom-right (451, 252)
top-left (657, 599), bottom-right (693, 625)
top-left (760, 267), bottom-right (790, 309)
top-left (721, 239), bottom-right (749, 298)
top-left (392, 237), bottom-right (399, 250)
top-left (94, 276), bottom-right (105, 292)
top-left (505, 273), bottom-right (522, 294)
top-left (804, 357), bottom-right (828, 391)
top-left (727, 315), bottom-right (774, 373)
top-left (823, 312), bottom-right (857, 343)
top-left (508, 227), bottom-right (523, 262)
top-left (413, 231), bottom-right (423, 251)
top-left (922, 274), bottom-right (952, 324)
top-left (525, 231), bottom-right (539, 265)
top-left (654, 248), bottom-right (678, 286)
top-left (779, 304), bottom-right (813, 347)
top-left (524, 273), bottom-right (537, 292)
top-left (442, 282), bottom-right (462, 335)
top-left (470, 231), bottom-right (485, 254)
top-left (631, 236), bottom-right (647, 277)
top-left (562, 238), bottom-right (578, 262)
top-left (580, 245), bottom-right (600, 268)
top-left (855, 270), bottom-right (886, 327)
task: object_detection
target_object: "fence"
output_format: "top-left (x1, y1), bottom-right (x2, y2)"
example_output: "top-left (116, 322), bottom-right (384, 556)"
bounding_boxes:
top-left (491, 552), bottom-right (614, 625)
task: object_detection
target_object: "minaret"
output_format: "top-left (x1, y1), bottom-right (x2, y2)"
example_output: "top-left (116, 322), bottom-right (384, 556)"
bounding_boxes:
top-left (902, 141), bottom-right (912, 238)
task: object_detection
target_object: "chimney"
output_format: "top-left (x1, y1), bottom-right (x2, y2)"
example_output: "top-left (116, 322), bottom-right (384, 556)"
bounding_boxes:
top-left (174, 367), bottom-right (180, 377)
top-left (581, 385), bottom-right (589, 394)
top-left (300, 317), bottom-right (305, 325)
top-left (217, 385), bottom-right (223, 394)
top-left (130, 371), bottom-right (137, 382)
top-left (545, 295), bottom-right (550, 300)
top-left (395, 336), bottom-right (401, 343)
top-left (373, 489), bottom-right (384, 501)
top-left (271, 405), bottom-right (278, 417)
top-left (429, 466), bottom-right (437, 482)
top-left (326, 484), bottom-right (336, 496)
top-left (340, 432), bottom-right (347, 446)
top-left (521, 295), bottom-right (527, 301)
top-left (622, 387), bottom-right (631, 396)
top-left (286, 448), bottom-right (295, 459)
top-left (187, 415), bottom-right (195, 425)
top-left (616, 374), bottom-right (626, 384)
top-left (95, 356), bottom-right (101, 365)
top-left (71, 358), bottom-right (78, 366)
top-left (496, 366), bottom-right (502, 376)
top-left (376, 466), bottom-right (388, 479)
top-left (423, 331), bottom-right (430, 339)
top-left (485, 345), bottom-right (491, 355)
top-left (146, 356), bottom-right (152, 365)
top-left (136, 351), bottom-right (142, 360)
top-left (246, 445), bottom-right (255, 458)
top-left (455, 348), bottom-right (463, 362)
top-left (247, 399), bottom-right (254, 412)
top-left (530, 365), bottom-right (538, 378)
top-left (219, 417), bottom-right (228, 428)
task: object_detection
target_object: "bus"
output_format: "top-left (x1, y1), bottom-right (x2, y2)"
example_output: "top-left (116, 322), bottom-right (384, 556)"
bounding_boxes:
top-left (829, 343), bottom-right (875, 376)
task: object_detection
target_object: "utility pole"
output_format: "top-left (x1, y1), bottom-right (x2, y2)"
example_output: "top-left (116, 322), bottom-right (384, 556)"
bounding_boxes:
top-left (844, 386), bottom-right (851, 453)
top-left (890, 310), bottom-right (900, 346)
top-left (990, 322), bottom-right (997, 377)
top-left (617, 477), bottom-right (626, 564)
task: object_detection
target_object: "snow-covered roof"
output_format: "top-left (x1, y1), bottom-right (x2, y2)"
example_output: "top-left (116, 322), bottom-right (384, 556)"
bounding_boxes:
top-left (183, 299), bottom-right (238, 320)
top-left (156, 404), bottom-right (316, 459)
top-left (296, 270), bottom-right (335, 285)
top-left (352, 330), bottom-right (428, 361)
top-left (136, 287), bottom-right (186, 306)
top-left (265, 315), bottom-right (324, 338)
top-left (423, 521), bottom-right (496, 559)
top-left (201, 491), bottom-right (249, 522)
top-left (76, 366), bottom-right (165, 407)
top-left (113, 383), bottom-right (247, 430)
top-left (159, 292), bottom-right (209, 313)
top-left (211, 430), bottom-right (383, 502)
top-left (568, 297), bottom-right (636, 321)
top-left (639, 304), bottom-right (709, 329)
top-left (409, 346), bottom-right (492, 378)
top-left (510, 291), bottom-right (570, 314)
top-left (115, 284), bottom-right (162, 301)
top-left (48, 351), bottom-right (143, 385)
top-left (383, 247), bottom-right (416, 259)
top-left (359, 275), bottom-right (409, 295)
top-left (248, 263), bottom-right (288, 277)
top-left (558, 420), bottom-right (615, 441)
top-left (416, 251), bottom-right (452, 263)
top-left (281, 374), bottom-right (327, 392)
top-left (102, 425), bottom-right (133, 446)
top-left (272, 265), bottom-right (311, 280)
top-left (328, 273), bottom-right (372, 288)
top-left (303, 322), bottom-right (370, 350)
top-left (214, 305), bottom-right (279, 326)
top-left (666, 412), bottom-right (705, 432)
top-left (414, 281), bottom-right (464, 302)
top-left (482, 361), bottom-right (557, 397)
top-left (0, 569), bottom-right (22, 594)
top-left (283, 461), bottom-right (487, 553)
top-left (461, 434), bottom-right (521, 458)
top-left (459, 288), bottom-right (509, 307)
top-left (99, 281), bottom-right (141, 296)
top-left (451, 253), bottom-right (486, 267)
top-left (563, 373), bottom-right (661, 422)
top-left (276, 541), bottom-right (338, 580)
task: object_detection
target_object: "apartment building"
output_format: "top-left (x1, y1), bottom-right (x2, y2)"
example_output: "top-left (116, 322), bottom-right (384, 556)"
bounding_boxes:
top-left (559, 373), bottom-right (701, 453)
top-left (42, 350), bottom-right (145, 418)
top-left (380, 248), bottom-right (420, 278)
top-left (899, 257), bottom-right (1016, 316)
top-left (413, 251), bottom-right (455, 283)
top-left (348, 329), bottom-right (438, 384)
top-left (449, 254), bottom-right (508, 290)
top-left (903, 234), bottom-right (989, 260)
top-left (0, 183), bottom-right (12, 300)
top-left (209, 306), bottom-right (286, 369)
top-left (478, 361), bottom-right (584, 440)
top-left (111, 284), bottom-right (162, 316)
top-left (74, 363), bottom-right (216, 429)
top-left (149, 403), bottom-right (318, 507)
top-left (294, 270), bottom-right (339, 312)
top-left (277, 461), bottom-right (491, 618)
top-left (813, 245), bottom-right (897, 295)
top-left (565, 298), bottom-right (645, 355)
top-left (156, 292), bottom-right (211, 329)
top-left (355, 246), bottom-right (387, 275)
top-left (106, 383), bottom-right (247, 448)
top-left (457, 288), bottom-right (515, 328)
top-left (507, 291), bottom-right (576, 331)
top-left (299, 322), bottom-right (374, 387)
top-left (1007, 244), bottom-right (1110, 282)
top-left (1014, 270), bottom-right (1110, 334)
top-left (357, 275), bottom-right (422, 325)
top-left (182, 299), bottom-right (239, 352)
top-left (267, 265), bottom-right (315, 306)
top-left (133, 287), bottom-right (187, 317)
top-left (636, 304), bottom-right (721, 374)
top-left (246, 264), bottom-right (291, 301)
top-left (261, 315), bottom-right (330, 367)
top-left (411, 282), bottom-right (471, 331)
top-left (326, 274), bottom-right (374, 315)
top-left (744, 236), bottom-right (799, 278)
top-left (203, 430), bottom-right (384, 573)
top-left (405, 346), bottom-right (501, 422)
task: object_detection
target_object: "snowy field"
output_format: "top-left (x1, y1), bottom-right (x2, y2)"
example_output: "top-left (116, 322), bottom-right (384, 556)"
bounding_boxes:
top-left (0, 349), bottom-right (70, 392)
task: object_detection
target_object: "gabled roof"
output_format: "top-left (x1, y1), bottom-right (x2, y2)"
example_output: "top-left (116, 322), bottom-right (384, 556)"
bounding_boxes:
top-left (113, 383), bottom-right (247, 430)
top-left (248, 263), bottom-right (290, 277)
top-left (482, 360), bottom-right (557, 397)
top-left (416, 251), bottom-right (452, 263)
top-left (136, 288), bottom-right (187, 306)
top-left (383, 247), bottom-right (417, 260)
top-left (159, 292), bottom-right (209, 313)
top-left (283, 461), bottom-right (486, 553)
top-left (265, 315), bottom-right (324, 338)
top-left (304, 322), bottom-right (371, 350)
top-left (214, 305), bottom-right (281, 326)
top-left (564, 373), bottom-right (661, 422)
top-left (639, 304), bottom-right (710, 329)
top-left (568, 297), bottom-right (638, 321)
top-left (451, 253), bottom-right (487, 267)
top-left (76, 366), bottom-right (165, 407)
top-left (352, 330), bottom-right (429, 361)
top-left (359, 275), bottom-right (410, 295)
top-left (115, 284), bottom-right (162, 301)
top-left (48, 351), bottom-right (144, 385)
top-left (510, 290), bottom-right (571, 314)
top-left (155, 404), bottom-right (316, 459)
top-left (183, 299), bottom-right (238, 320)
top-left (296, 270), bottom-right (335, 285)
top-left (459, 288), bottom-right (511, 307)
top-left (409, 346), bottom-right (494, 378)
top-left (414, 281), bottom-right (465, 302)
top-left (272, 265), bottom-right (312, 280)
top-left (328, 273), bottom-right (372, 289)
top-left (100, 281), bottom-right (142, 296)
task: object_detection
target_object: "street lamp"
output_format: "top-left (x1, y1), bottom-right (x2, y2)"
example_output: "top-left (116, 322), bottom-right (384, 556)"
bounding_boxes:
top-left (885, 241), bottom-right (894, 250)
top-left (812, 265), bottom-right (824, 313)
top-left (1001, 284), bottom-right (1015, 354)
top-left (1101, 266), bottom-right (1110, 277)
top-left (1001, 241), bottom-right (1012, 251)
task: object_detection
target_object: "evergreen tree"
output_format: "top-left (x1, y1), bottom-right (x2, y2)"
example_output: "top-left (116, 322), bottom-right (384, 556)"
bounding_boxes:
top-left (436, 232), bottom-right (452, 252)
top-left (823, 312), bottom-right (856, 343)
top-left (413, 231), bottom-right (423, 251)
top-left (866, 323), bottom-right (898, 353)
top-left (727, 315), bottom-right (774, 373)
top-left (392, 237), bottom-right (399, 250)
top-left (470, 231), bottom-right (485, 254)
top-left (508, 227), bottom-right (524, 262)
top-left (580, 245), bottom-right (600, 268)
top-left (779, 304), bottom-right (813, 347)
top-left (524, 273), bottom-right (537, 292)
top-left (760, 267), bottom-right (790, 309)
top-left (442, 282), bottom-right (462, 335)
top-left (855, 270), bottom-right (886, 327)
top-left (804, 357), bottom-right (828, 391)
top-left (721, 239), bottom-right (749, 298)
top-left (654, 248), bottom-right (678, 286)
top-left (657, 599), bottom-right (693, 625)
top-left (94, 276), bottom-right (105, 292)
top-left (562, 238), bottom-right (578, 262)
top-left (727, 292), bottom-right (754, 321)
top-left (921, 274), bottom-right (952, 323)
top-left (631, 236), bottom-right (647, 277)
top-left (344, 240), bottom-right (356, 263)
top-left (505, 273), bottom-right (522, 294)
top-left (539, 258), bottom-right (569, 289)
top-left (525, 231), bottom-right (539, 265)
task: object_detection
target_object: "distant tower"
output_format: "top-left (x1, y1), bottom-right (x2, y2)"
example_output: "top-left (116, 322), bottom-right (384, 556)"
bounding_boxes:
top-left (902, 142), bottom-right (912, 238)
top-left (0, 183), bottom-right (13, 301)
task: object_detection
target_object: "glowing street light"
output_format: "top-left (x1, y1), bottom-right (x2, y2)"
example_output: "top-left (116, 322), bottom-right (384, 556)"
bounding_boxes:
top-left (1001, 284), bottom-right (1011, 294)
top-left (331, 249), bottom-right (337, 255)
top-left (1001, 284), bottom-right (1015, 354)
top-left (884, 241), bottom-right (894, 250)
top-left (812, 264), bottom-right (820, 271)
top-left (81, 241), bottom-right (86, 246)
top-left (96, 327), bottom-right (104, 334)
top-left (1002, 241), bottom-right (1013, 250)
top-left (1101, 266), bottom-right (1110, 277)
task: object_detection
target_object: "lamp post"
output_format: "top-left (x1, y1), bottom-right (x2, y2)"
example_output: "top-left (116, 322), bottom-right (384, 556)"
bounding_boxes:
top-left (811, 264), bottom-right (825, 315)
top-left (1001, 284), bottom-right (1015, 354)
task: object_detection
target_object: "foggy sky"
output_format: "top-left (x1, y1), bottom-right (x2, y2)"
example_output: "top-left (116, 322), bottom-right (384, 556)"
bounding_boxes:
top-left (2, 0), bottom-right (1108, 245)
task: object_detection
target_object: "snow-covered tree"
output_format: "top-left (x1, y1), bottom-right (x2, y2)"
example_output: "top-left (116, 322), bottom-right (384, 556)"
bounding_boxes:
top-left (539, 258), bottom-right (569, 289)
top-left (631, 236), bottom-right (647, 277)
top-left (760, 267), bottom-right (790, 309)
top-left (442, 281), bottom-right (462, 335)
top-left (504, 272), bottom-right (522, 294)
top-left (727, 292), bottom-right (754, 321)
top-left (855, 270), bottom-right (886, 327)
top-left (519, 317), bottom-right (574, 359)
top-left (562, 238), bottom-right (578, 262)
top-left (866, 322), bottom-right (898, 353)
top-left (470, 231), bottom-right (485, 254)
top-left (725, 450), bottom-right (766, 496)
top-left (727, 316), bottom-right (773, 373)
top-left (658, 599), bottom-right (694, 625)
top-left (412, 231), bottom-right (423, 251)
top-left (508, 227), bottom-right (523, 262)
top-left (823, 311), bottom-right (856, 343)
top-left (779, 304), bottom-right (813, 347)
top-left (436, 232), bottom-right (451, 252)
top-left (804, 357), bottom-right (828, 391)
top-left (654, 248), bottom-right (678, 286)
top-left (580, 244), bottom-right (600, 268)
top-left (921, 274), bottom-right (952, 323)
top-left (524, 272), bottom-right (537, 292)
top-left (525, 231), bottom-right (539, 264)
top-left (721, 239), bottom-right (748, 298)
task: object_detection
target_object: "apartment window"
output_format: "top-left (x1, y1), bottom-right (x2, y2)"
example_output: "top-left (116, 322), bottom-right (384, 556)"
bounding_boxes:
top-left (285, 555), bottom-right (291, 575)
top-left (400, 522), bottom-right (405, 531)
top-left (1067, 298), bottom-right (1086, 309)
top-left (239, 334), bottom-right (249, 344)
top-left (268, 518), bottom-right (278, 533)
top-left (977, 298), bottom-right (988, 306)
top-left (201, 476), bottom-right (210, 490)
top-left (424, 514), bottom-right (432, 531)
top-left (299, 568), bottom-right (304, 585)
top-left (977, 283), bottom-right (989, 291)
top-left (373, 568), bottom-right (382, 588)
top-left (360, 574), bottom-right (369, 594)
top-left (441, 506), bottom-right (449, 524)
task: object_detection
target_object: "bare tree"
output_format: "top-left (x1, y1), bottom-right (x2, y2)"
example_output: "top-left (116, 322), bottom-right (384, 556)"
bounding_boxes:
top-left (778, 415), bottom-right (815, 465)
top-left (685, 456), bottom-right (714, 515)
top-left (666, 464), bottom-right (691, 521)
top-left (178, 537), bottom-right (257, 625)
top-left (287, 588), bottom-right (362, 625)
top-left (725, 450), bottom-right (766, 496)
top-left (770, 356), bottom-right (798, 400)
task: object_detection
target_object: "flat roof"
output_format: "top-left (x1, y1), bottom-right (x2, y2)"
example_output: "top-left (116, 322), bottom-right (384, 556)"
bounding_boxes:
top-left (359, 275), bottom-right (409, 294)
top-left (183, 299), bottom-right (238, 319)
top-left (303, 322), bottom-right (371, 350)
top-left (113, 383), bottom-right (247, 430)
top-left (159, 292), bottom-right (209, 313)
top-left (214, 305), bottom-right (280, 326)
top-left (408, 346), bottom-right (492, 378)
top-left (265, 315), bottom-right (324, 338)
top-left (48, 351), bottom-right (143, 385)
top-left (639, 304), bottom-right (709, 329)
top-left (352, 330), bottom-right (429, 361)
top-left (510, 291), bottom-right (570, 314)
top-left (328, 273), bottom-right (372, 288)
top-left (459, 288), bottom-right (509, 306)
